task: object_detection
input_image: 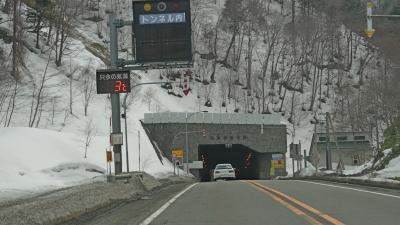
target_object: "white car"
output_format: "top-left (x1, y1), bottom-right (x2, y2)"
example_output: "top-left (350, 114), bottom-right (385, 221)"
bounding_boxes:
top-left (213, 163), bottom-right (236, 181)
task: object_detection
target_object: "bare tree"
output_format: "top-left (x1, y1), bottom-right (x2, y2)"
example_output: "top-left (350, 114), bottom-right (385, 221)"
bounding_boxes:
top-left (142, 88), bottom-right (155, 111)
top-left (83, 119), bottom-right (96, 158)
top-left (50, 0), bottom-right (85, 66)
top-left (11, 0), bottom-right (26, 80)
top-left (80, 63), bottom-right (95, 116)
top-left (29, 55), bottom-right (51, 127)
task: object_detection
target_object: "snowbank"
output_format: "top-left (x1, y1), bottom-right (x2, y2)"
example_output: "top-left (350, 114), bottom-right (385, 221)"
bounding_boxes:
top-left (0, 127), bottom-right (178, 201)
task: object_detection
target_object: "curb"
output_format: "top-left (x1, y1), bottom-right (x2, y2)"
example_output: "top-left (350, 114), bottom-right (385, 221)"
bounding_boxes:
top-left (280, 176), bottom-right (400, 190)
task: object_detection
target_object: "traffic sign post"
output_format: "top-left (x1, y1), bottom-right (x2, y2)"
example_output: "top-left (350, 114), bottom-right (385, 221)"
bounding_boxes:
top-left (99, 1), bottom-right (193, 175)
top-left (172, 149), bottom-right (184, 176)
top-left (109, 14), bottom-right (123, 175)
top-left (290, 142), bottom-right (302, 176)
top-left (172, 149), bottom-right (184, 158)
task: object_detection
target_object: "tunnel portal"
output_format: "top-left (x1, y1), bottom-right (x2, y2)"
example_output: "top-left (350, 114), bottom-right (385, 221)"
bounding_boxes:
top-left (198, 144), bottom-right (260, 182)
top-left (142, 112), bottom-right (288, 180)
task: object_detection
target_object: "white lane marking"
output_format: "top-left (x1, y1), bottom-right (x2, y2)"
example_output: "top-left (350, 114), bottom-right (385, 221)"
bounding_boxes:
top-left (296, 180), bottom-right (400, 199)
top-left (139, 183), bottom-right (198, 225)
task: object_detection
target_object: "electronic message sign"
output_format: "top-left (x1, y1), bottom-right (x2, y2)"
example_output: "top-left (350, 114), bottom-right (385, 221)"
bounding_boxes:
top-left (96, 69), bottom-right (131, 94)
top-left (133, 0), bottom-right (192, 64)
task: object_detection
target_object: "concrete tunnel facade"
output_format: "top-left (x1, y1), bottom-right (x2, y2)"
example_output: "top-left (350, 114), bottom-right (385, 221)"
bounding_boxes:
top-left (142, 113), bottom-right (287, 180)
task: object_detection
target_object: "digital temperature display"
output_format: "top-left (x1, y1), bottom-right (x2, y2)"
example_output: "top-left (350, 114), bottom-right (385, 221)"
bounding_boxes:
top-left (96, 69), bottom-right (131, 94)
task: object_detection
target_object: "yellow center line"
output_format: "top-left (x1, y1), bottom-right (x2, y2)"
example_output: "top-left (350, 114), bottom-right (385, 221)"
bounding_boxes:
top-left (244, 181), bottom-right (323, 225)
top-left (247, 180), bottom-right (345, 225)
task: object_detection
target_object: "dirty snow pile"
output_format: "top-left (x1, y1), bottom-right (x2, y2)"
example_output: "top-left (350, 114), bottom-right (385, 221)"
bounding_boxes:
top-left (297, 148), bottom-right (400, 183)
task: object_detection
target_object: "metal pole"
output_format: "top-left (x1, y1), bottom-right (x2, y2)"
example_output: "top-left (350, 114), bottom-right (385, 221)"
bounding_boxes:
top-left (138, 130), bottom-right (141, 171)
top-left (109, 14), bottom-right (123, 174)
top-left (185, 114), bottom-right (189, 174)
top-left (292, 158), bottom-right (295, 177)
top-left (304, 150), bottom-right (307, 168)
top-left (297, 159), bottom-right (300, 171)
top-left (299, 141), bottom-right (302, 170)
top-left (124, 96), bottom-right (129, 173)
top-left (173, 160), bottom-right (176, 176)
top-left (326, 112), bottom-right (332, 170)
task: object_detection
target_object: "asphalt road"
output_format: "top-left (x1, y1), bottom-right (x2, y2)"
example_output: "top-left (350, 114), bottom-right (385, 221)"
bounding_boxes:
top-left (147, 180), bottom-right (400, 225)
top-left (69, 180), bottom-right (400, 225)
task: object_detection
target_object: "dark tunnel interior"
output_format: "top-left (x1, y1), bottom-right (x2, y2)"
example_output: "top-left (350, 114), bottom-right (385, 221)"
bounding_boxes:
top-left (198, 144), bottom-right (259, 182)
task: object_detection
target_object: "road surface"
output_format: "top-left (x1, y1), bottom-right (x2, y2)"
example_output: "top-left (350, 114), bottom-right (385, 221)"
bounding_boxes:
top-left (71, 180), bottom-right (400, 225)
top-left (147, 180), bottom-right (400, 225)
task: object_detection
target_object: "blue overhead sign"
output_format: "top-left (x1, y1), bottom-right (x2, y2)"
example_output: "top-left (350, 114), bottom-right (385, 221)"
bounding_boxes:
top-left (139, 13), bottom-right (186, 25)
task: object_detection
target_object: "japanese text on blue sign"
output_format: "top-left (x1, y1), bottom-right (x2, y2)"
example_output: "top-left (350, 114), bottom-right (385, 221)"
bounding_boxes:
top-left (139, 13), bottom-right (186, 25)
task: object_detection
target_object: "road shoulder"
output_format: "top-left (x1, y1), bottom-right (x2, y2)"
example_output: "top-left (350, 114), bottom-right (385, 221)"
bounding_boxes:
top-left (0, 173), bottom-right (195, 225)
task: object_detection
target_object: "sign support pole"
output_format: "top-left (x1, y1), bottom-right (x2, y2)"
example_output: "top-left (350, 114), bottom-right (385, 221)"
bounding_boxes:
top-left (304, 150), bottom-right (307, 168)
top-left (292, 158), bottom-right (295, 177)
top-left (110, 14), bottom-right (123, 175)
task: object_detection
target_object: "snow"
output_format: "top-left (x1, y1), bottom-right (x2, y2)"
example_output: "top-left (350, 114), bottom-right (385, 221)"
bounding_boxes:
top-left (0, 126), bottom-right (186, 201)
top-left (343, 149), bottom-right (392, 176)
top-left (298, 164), bottom-right (317, 177)
top-left (0, 127), bottom-right (100, 200)
top-left (372, 152), bottom-right (400, 180)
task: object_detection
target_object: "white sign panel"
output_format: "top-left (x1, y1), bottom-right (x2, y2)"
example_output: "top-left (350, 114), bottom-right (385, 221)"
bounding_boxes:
top-left (110, 133), bottom-right (123, 145)
top-left (272, 154), bottom-right (284, 160)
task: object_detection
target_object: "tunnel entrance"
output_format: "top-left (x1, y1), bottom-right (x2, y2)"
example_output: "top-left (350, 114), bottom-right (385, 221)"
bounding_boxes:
top-left (198, 144), bottom-right (260, 182)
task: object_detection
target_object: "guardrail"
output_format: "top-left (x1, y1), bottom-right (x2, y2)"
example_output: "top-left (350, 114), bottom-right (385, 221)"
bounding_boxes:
top-left (281, 176), bottom-right (400, 190)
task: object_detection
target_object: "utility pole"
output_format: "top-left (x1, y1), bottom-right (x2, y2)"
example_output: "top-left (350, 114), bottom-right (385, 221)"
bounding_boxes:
top-left (109, 14), bottom-right (123, 174)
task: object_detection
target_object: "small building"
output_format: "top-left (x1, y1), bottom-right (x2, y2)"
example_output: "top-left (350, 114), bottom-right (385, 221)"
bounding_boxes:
top-left (309, 131), bottom-right (373, 169)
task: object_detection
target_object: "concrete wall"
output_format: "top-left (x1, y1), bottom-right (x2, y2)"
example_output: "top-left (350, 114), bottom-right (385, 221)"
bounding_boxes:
top-left (314, 149), bottom-right (373, 169)
top-left (310, 131), bottom-right (373, 169)
top-left (143, 123), bottom-right (287, 160)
